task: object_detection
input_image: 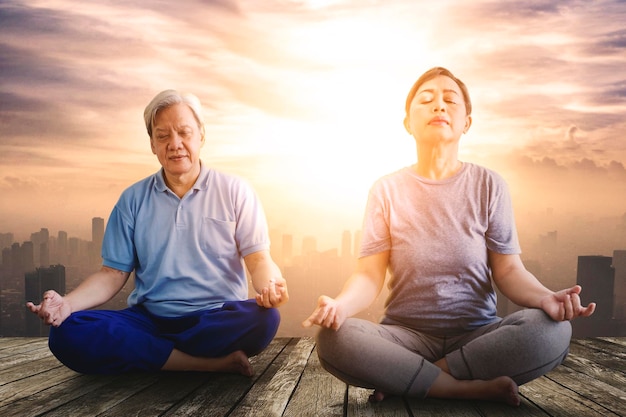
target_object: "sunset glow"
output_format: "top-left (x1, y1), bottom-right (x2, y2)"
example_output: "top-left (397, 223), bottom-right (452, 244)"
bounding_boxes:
top-left (1, 0), bottom-right (625, 249)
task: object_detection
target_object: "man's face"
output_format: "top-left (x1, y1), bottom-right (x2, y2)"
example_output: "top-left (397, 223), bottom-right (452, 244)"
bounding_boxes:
top-left (150, 103), bottom-right (204, 180)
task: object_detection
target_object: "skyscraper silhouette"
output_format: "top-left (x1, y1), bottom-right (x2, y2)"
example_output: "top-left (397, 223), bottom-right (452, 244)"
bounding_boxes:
top-left (24, 265), bottom-right (66, 336)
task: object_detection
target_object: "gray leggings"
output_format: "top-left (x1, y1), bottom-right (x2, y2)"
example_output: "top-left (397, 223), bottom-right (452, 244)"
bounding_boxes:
top-left (316, 309), bottom-right (571, 398)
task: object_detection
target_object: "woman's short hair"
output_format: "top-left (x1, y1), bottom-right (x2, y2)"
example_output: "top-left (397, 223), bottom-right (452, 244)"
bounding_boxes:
top-left (143, 89), bottom-right (205, 138)
top-left (404, 67), bottom-right (472, 117)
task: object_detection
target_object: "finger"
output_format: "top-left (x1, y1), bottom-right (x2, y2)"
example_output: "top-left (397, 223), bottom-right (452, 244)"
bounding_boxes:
top-left (255, 293), bottom-right (264, 307)
top-left (563, 294), bottom-right (574, 320)
top-left (314, 306), bottom-right (333, 327)
top-left (322, 307), bottom-right (336, 328)
top-left (570, 285), bottom-right (582, 295)
top-left (302, 312), bottom-right (316, 328)
top-left (581, 302), bottom-right (596, 317)
top-left (268, 280), bottom-right (280, 305)
top-left (570, 293), bottom-right (583, 316)
top-left (302, 308), bottom-right (322, 328)
top-left (261, 288), bottom-right (272, 308)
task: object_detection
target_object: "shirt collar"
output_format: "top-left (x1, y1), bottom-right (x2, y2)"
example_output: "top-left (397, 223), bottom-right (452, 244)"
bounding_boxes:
top-left (154, 161), bottom-right (210, 193)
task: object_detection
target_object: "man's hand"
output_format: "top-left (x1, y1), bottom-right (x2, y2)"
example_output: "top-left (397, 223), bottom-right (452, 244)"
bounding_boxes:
top-left (255, 277), bottom-right (289, 308)
top-left (26, 290), bottom-right (72, 327)
top-left (302, 295), bottom-right (346, 330)
top-left (540, 285), bottom-right (596, 322)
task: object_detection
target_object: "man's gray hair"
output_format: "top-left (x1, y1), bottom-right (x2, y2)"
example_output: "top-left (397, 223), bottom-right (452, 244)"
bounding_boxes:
top-left (143, 89), bottom-right (205, 138)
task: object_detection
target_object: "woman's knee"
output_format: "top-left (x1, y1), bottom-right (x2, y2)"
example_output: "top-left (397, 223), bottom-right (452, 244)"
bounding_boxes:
top-left (516, 309), bottom-right (572, 352)
top-left (315, 319), bottom-right (371, 364)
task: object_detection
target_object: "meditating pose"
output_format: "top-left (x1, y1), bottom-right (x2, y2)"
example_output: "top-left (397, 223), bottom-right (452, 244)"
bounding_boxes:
top-left (28, 89), bottom-right (288, 376)
top-left (303, 67), bottom-right (595, 406)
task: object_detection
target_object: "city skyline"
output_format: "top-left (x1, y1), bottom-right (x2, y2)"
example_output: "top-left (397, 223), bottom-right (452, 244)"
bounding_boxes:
top-left (2, 212), bottom-right (625, 338)
top-left (1, 0), bottom-right (626, 248)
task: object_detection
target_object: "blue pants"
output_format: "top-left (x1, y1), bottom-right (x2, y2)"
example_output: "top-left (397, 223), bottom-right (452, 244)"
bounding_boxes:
top-left (49, 299), bottom-right (280, 374)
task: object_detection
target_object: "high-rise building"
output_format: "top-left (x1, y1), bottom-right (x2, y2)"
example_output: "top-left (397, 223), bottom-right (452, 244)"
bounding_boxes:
top-left (576, 256), bottom-right (614, 320)
top-left (92, 217), bottom-right (104, 247)
top-left (24, 265), bottom-right (66, 336)
top-left (57, 231), bottom-right (68, 265)
top-left (612, 250), bottom-right (626, 320)
top-left (91, 217), bottom-right (105, 265)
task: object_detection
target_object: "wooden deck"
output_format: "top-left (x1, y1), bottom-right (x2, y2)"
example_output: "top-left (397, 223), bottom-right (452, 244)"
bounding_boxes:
top-left (0, 337), bottom-right (624, 417)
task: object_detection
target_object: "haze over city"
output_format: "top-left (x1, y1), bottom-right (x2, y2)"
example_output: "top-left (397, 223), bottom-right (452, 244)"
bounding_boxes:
top-left (1, 0), bottom-right (625, 252)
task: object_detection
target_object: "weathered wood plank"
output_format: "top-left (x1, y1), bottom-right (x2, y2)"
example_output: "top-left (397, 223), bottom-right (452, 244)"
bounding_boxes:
top-left (574, 338), bottom-right (626, 361)
top-left (41, 373), bottom-right (162, 417)
top-left (472, 398), bottom-right (549, 417)
top-left (406, 397), bottom-right (483, 417)
top-left (568, 341), bottom-right (626, 374)
top-left (229, 337), bottom-right (316, 417)
top-left (0, 355), bottom-right (63, 385)
top-left (96, 373), bottom-right (215, 417)
top-left (282, 344), bottom-right (345, 417)
top-left (0, 374), bottom-right (125, 417)
top-left (0, 337), bottom-right (41, 350)
top-left (523, 370), bottom-right (622, 417)
top-left (597, 337), bottom-right (626, 348)
top-left (562, 345), bottom-right (626, 390)
top-left (545, 363), bottom-right (625, 416)
top-left (0, 338), bottom-right (48, 360)
top-left (346, 386), bottom-right (409, 417)
top-left (162, 337), bottom-right (292, 417)
top-left (0, 366), bottom-right (80, 407)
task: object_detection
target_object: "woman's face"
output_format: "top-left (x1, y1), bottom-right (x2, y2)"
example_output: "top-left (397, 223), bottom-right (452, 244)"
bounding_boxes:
top-left (150, 102), bottom-right (204, 180)
top-left (404, 75), bottom-right (472, 145)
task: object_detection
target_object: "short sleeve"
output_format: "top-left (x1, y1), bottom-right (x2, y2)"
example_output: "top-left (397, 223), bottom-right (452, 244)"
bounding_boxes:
top-left (101, 198), bottom-right (138, 273)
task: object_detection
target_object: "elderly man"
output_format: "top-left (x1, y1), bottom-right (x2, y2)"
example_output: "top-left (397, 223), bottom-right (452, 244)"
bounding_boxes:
top-left (28, 89), bottom-right (288, 376)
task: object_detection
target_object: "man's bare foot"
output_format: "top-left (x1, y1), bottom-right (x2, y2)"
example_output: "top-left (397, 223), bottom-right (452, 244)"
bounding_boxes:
top-left (218, 350), bottom-right (254, 377)
top-left (161, 348), bottom-right (254, 376)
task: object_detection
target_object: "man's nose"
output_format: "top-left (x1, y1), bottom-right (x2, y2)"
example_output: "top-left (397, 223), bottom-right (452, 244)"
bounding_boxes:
top-left (167, 133), bottom-right (183, 149)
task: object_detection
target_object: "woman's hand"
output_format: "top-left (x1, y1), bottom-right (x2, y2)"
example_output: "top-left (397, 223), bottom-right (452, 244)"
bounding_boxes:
top-left (539, 285), bottom-right (596, 322)
top-left (255, 277), bottom-right (289, 308)
top-left (302, 295), bottom-right (346, 330)
top-left (26, 290), bottom-right (72, 327)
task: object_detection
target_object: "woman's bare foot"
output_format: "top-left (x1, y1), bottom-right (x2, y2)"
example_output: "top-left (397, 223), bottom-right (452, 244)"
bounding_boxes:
top-left (368, 390), bottom-right (388, 402)
top-left (481, 376), bottom-right (520, 406)
top-left (428, 373), bottom-right (520, 406)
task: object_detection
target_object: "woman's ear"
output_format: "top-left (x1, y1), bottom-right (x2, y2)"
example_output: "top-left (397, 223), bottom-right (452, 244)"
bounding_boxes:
top-left (463, 115), bottom-right (473, 134)
top-left (403, 116), bottom-right (411, 134)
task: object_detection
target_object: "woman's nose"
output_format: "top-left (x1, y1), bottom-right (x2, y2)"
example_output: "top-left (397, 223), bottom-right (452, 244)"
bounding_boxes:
top-left (432, 99), bottom-right (446, 112)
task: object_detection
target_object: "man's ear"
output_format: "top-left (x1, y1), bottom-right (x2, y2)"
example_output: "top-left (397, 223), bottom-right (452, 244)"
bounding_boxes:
top-left (150, 138), bottom-right (157, 154)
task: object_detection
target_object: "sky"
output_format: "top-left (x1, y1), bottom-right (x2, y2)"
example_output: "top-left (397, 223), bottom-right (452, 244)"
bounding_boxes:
top-left (1, 0), bottom-right (625, 248)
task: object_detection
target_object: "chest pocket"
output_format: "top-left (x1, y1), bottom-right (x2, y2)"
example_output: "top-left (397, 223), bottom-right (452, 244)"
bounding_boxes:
top-left (201, 217), bottom-right (238, 258)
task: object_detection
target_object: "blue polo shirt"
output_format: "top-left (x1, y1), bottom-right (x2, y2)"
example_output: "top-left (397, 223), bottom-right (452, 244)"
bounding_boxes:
top-left (101, 163), bottom-right (270, 317)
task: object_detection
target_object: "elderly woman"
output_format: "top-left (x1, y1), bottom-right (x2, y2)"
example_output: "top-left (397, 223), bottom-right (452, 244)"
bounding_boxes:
top-left (28, 90), bottom-right (288, 376)
top-left (303, 67), bottom-right (595, 405)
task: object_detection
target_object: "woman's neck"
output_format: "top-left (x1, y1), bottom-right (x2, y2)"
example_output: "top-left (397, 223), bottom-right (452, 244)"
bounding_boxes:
top-left (414, 144), bottom-right (462, 180)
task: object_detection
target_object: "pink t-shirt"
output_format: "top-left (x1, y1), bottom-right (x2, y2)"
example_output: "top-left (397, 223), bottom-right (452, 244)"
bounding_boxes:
top-left (359, 163), bottom-right (521, 335)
